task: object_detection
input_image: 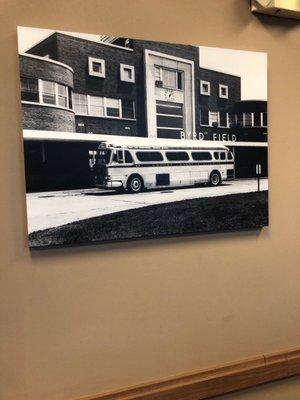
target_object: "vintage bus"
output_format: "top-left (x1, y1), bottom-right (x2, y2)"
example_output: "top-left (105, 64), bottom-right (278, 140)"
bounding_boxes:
top-left (93, 142), bottom-right (234, 193)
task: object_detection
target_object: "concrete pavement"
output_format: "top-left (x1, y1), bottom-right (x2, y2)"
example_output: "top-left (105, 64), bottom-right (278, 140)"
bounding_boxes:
top-left (26, 178), bottom-right (268, 234)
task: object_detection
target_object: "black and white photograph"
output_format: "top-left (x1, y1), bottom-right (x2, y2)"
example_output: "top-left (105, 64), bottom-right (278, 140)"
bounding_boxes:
top-left (18, 26), bottom-right (268, 248)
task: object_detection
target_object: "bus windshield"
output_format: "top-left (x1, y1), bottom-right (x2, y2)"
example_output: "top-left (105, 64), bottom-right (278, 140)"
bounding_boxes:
top-left (97, 149), bottom-right (111, 165)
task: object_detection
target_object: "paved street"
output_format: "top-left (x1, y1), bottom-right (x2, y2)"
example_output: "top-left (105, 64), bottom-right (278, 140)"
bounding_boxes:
top-left (26, 178), bottom-right (268, 233)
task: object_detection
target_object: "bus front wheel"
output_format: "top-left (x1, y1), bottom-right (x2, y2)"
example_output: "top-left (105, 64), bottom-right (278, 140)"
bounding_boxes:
top-left (127, 175), bottom-right (144, 193)
top-left (209, 171), bottom-right (221, 186)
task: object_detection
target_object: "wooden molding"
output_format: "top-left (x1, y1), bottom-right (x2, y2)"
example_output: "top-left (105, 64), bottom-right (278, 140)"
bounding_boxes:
top-left (78, 347), bottom-right (300, 400)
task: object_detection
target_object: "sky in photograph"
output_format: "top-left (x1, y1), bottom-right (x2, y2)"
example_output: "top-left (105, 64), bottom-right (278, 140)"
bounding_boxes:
top-left (18, 26), bottom-right (267, 101)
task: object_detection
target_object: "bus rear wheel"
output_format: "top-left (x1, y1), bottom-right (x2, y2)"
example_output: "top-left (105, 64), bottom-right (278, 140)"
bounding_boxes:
top-left (127, 175), bottom-right (144, 193)
top-left (209, 171), bottom-right (221, 186)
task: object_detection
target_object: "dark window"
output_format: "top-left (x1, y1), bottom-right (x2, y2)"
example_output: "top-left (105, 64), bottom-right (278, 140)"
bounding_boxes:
top-left (228, 114), bottom-right (236, 126)
top-left (200, 109), bottom-right (209, 125)
top-left (177, 72), bottom-right (182, 90)
top-left (191, 152), bottom-right (212, 161)
top-left (97, 149), bottom-right (111, 164)
top-left (254, 112), bottom-right (261, 127)
top-left (214, 152), bottom-right (219, 160)
top-left (237, 114), bottom-right (243, 126)
top-left (157, 115), bottom-right (183, 129)
top-left (156, 101), bottom-right (183, 116)
top-left (262, 112), bottom-right (267, 127)
top-left (68, 87), bottom-right (73, 109)
top-left (219, 112), bottom-right (227, 127)
top-left (92, 62), bottom-right (102, 73)
top-left (106, 98), bottom-right (120, 117)
top-left (228, 151), bottom-right (233, 160)
top-left (136, 151), bottom-right (163, 162)
top-left (21, 77), bottom-right (39, 102)
top-left (125, 150), bottom-right (133, 163)
top-left (121, 100), bottom-right (135, 119)
top-left (107, 107), bottom-right (120, 117)
top-left (117, 150), bottom-right (124, 163)
top-left (220, 152), bottom-right (226, 160)
top-left (166, 152), bottom-right (189, 161)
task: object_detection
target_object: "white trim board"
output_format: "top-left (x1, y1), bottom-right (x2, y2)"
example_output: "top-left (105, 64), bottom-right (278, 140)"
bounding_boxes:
top-left (22, 130), bottom-right (268, 148)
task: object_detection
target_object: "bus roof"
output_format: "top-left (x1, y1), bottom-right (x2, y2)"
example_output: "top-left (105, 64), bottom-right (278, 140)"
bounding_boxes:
top-left (99, 136), bottom-right (229, 151)
top-left (103, 144), bottom-right (228, 151)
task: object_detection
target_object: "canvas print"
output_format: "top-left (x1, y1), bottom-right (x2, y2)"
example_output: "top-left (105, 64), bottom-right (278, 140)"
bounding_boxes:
top-left (18, 27), bottom-right (268, 248)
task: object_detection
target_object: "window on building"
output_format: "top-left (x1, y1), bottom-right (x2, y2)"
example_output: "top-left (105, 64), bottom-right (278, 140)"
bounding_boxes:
top-left (121, 99), bottom-right (135, 119)
top-left (200, 80), bottom-right (210, 96)
top-left (106, 98), bottom-right (120, 117)
top-left (254, 112), bottom-right (261, 127)
top-left (191, 152), bottom-right (212, 161)
top-left (155, 67), bottom-right (182, 90)
top-left (237, 114), bottom-right (243, 126)
top-left (21, 77), bottom-right (39, 102)
top-left (262, 112), bottom-right (267, 127)
top-left (228, 114), bottom-right (236, 126)
top-left (200, 109), bottom-right (209, 126)
top-left (136, 151), bottom-right (163, 162)
top-left (209, 111), bottom-right (219, 126)
top-left (57, 84), bottom-right (68, 108)
top-left (90, 96), bottom-right (105, 117)
top-left (219, 84), bottom-right (228, 99)
top-left (73, 93), bottom-right (88, 115)
top-left (68, 87), bottom-right (73, 109)
top-left (244, 113), bottom-right (253, 127)
top-left (120, 64), bottom-right (135, 83)
top-left (73, 94), bottom-right (135, 120)
top-left (88, 57), bottom-right (106, 78)
top-left (219, 112), bottom-right (228, 127)
top-left (41, 80), bottom-right (56, 104)
top-left (166, 152), bottom-right (189, 161)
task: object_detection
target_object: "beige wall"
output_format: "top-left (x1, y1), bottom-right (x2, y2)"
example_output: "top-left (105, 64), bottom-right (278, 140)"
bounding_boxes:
top-left (0, 1), bottom-right (299, 399)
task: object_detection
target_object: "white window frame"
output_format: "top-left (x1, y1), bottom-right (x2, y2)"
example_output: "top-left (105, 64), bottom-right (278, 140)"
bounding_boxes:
top-left (209, 111), bottom-right (219, 127)
top-left (243, 112), bottom-right (253, 127)
top-left (38, 79), bottom-right (71, 109)
top-left (200, 80), bottom-right (210, 96)
top-left (73, 93), bottom-right (136, 120)
top-left (261, 112), bottom-right (267, 127)
top-left (218, 111), bottom-right (229, 128)
top-left (120, 64), bottom-right (135, 83)
top-left (219, 84), bottom-right (228, 99)
top-left (88, 57), bottom-right (106, 78)
top-left (155, 66), bottom-right (183, 90)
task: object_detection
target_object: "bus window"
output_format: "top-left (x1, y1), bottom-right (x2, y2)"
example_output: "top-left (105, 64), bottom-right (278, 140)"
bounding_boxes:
top-left (214, 152), bottom-right (219, 160)
top-left (166, 152), bottom-right (189, 161)
top-left (220, 152), bottom-right (226, 160)
top-left (228, 151), bottom-right (233, 160)
top-left (191, 152), bottom-right (212, 161)
top-left (125, 150), bottom-right (133, 163)
top-left (97, 149), bottom-right (111, 164)
top-left (136, 151), bottom-right (163, 162)
top-left (117, 150), bottom-right (124, 163)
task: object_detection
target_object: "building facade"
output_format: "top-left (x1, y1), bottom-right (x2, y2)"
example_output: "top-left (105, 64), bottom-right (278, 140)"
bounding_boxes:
top-left (19, 32), bottom-right (268, 191)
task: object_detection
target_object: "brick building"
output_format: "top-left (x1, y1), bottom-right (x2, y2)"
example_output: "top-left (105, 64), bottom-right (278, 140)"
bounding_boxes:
top-left (19, 32), bottom-right (267, 191)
